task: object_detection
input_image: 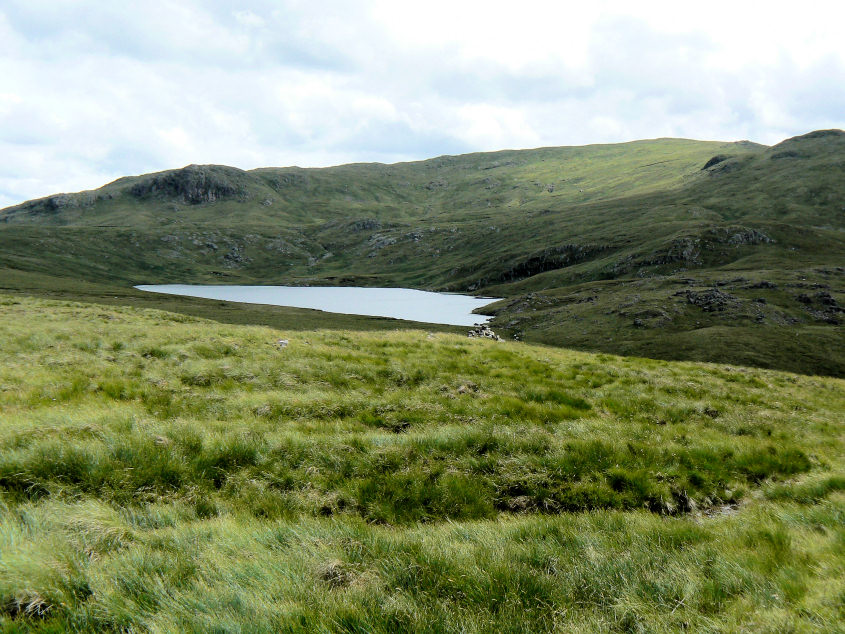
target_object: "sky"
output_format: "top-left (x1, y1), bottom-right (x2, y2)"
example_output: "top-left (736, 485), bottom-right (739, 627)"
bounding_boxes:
top-left (1, 0), bottom-right (845, 208)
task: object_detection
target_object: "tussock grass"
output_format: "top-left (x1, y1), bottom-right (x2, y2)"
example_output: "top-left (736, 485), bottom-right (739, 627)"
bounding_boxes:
top-left (0, 295), bottom-right (843, 631)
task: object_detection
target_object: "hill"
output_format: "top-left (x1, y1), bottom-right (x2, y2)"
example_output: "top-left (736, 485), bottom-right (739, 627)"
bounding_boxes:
top-left (1, 131), bottom-right (843, 375)
top-left (0, 295), bottom-right (843, 631)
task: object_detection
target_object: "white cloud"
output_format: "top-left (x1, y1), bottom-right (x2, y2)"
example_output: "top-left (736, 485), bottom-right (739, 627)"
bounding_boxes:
top-left (1, 0), bottom-right (845, 208)
top-left (457, 104), bottom-right (540, 149)
top-left (234, 10), bottom-right (266, 29)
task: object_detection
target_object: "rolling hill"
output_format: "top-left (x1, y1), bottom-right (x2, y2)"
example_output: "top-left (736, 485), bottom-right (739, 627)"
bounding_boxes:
top-left (1, 130), bottom-right (843, 375)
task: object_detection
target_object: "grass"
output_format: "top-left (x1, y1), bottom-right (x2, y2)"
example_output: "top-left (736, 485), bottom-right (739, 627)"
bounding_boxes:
top-left (1, 295), bottom-right (843, 631)
top-left (2, 498), bottom-right (843, 632)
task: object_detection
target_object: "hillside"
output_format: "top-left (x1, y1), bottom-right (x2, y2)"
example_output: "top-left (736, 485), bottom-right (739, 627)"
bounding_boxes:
top-left (0, 138), bottom-right (745, 227)
top-left (0, 295), bottom-right (843, 631)
top-left (1, 131), bottom-right (843, 375)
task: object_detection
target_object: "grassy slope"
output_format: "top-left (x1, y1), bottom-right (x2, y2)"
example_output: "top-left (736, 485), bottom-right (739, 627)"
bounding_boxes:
top-left (0, 138), bottom-right (737, 226)
top-left (0, 296), bottom-right (843, 631)
top-left (0, 132), bottom-right (842, 376)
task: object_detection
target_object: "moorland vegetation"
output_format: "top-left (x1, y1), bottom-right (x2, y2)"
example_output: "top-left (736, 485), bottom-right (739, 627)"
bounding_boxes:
top-left (0, 296), bottom-right (842, 631)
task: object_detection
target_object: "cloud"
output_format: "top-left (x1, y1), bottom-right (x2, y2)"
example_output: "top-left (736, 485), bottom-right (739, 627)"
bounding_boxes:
top-left (234, 10), bottom-right (266, 29)
top-left (1, 0), bottom-right (845, 208)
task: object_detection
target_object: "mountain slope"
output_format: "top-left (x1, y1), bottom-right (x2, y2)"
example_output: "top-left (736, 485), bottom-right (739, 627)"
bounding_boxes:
top-left (0, 138), bottom-right (750, 226)
top-left (1, 131), bottom-right (842, 376)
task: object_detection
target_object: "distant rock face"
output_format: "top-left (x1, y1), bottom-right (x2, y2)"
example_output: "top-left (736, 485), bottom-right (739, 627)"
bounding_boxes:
top-left (702, 155), bottom-right (729, 170)
top-left (44, 194), bottom-right (88, 210)
top-left (704, 158), bottom-right (742, 175)
top-left (480, 244), bottom-right (607, 287)
top-left (130, 165), bottom-right (244, 205)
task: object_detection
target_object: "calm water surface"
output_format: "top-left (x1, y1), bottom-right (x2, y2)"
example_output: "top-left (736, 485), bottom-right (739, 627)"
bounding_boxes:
top-left (135, 285), bottom-right (500, 326)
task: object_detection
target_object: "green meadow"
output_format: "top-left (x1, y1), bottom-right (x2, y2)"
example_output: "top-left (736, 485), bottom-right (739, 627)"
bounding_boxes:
top-left (1, 295), bottom-right (843, 632)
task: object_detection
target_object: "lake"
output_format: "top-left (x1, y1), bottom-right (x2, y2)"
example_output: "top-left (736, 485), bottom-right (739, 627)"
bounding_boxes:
top-left (135, 285), bottom-right (500, 326)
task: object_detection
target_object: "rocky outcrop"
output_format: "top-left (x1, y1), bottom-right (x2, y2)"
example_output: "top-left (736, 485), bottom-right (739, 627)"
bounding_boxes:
top-left (702, 155), bottom-right (729, 170)
top-left (677, 288), bottom-right (738, 312)
top-left (705, 227), bottom-right (773, 246)
top-left (796, 291), bottom-right (842, 324)
top-left (476, 244), bottom-right (608, 287)
top-left (746, 280), bottom-right (778, 289)
top-left (816, 291), bottom-right (839, 307)
top-left (468, 324), bottom-right (503, 341)
top-left (630, 236), bottom-right (703, 270)
top-left (367, 234), bottom-right (397, 257)
top-left (0, 190), bottom-right (106, 222)
top-left (223, 245), bottom-right (250, 267)
top-left (424, 179), bottom-right (448, 191)
top-left (631, 227), bottom-right (773, 272)
top-left (704, 158), bottom-right (742, 175)
top-left (349, 219), bottom-right (382, 232)
top-left (130, 165), bottom-right (245, 204)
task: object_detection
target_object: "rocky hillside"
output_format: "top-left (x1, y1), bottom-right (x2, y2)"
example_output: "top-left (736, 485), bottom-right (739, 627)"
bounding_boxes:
top-left (1, 131), bottom-right (842, 375)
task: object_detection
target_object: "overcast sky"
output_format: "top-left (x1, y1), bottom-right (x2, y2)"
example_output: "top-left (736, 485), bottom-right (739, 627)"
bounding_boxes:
top-left (2, 0), bottom-right (845, 208)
